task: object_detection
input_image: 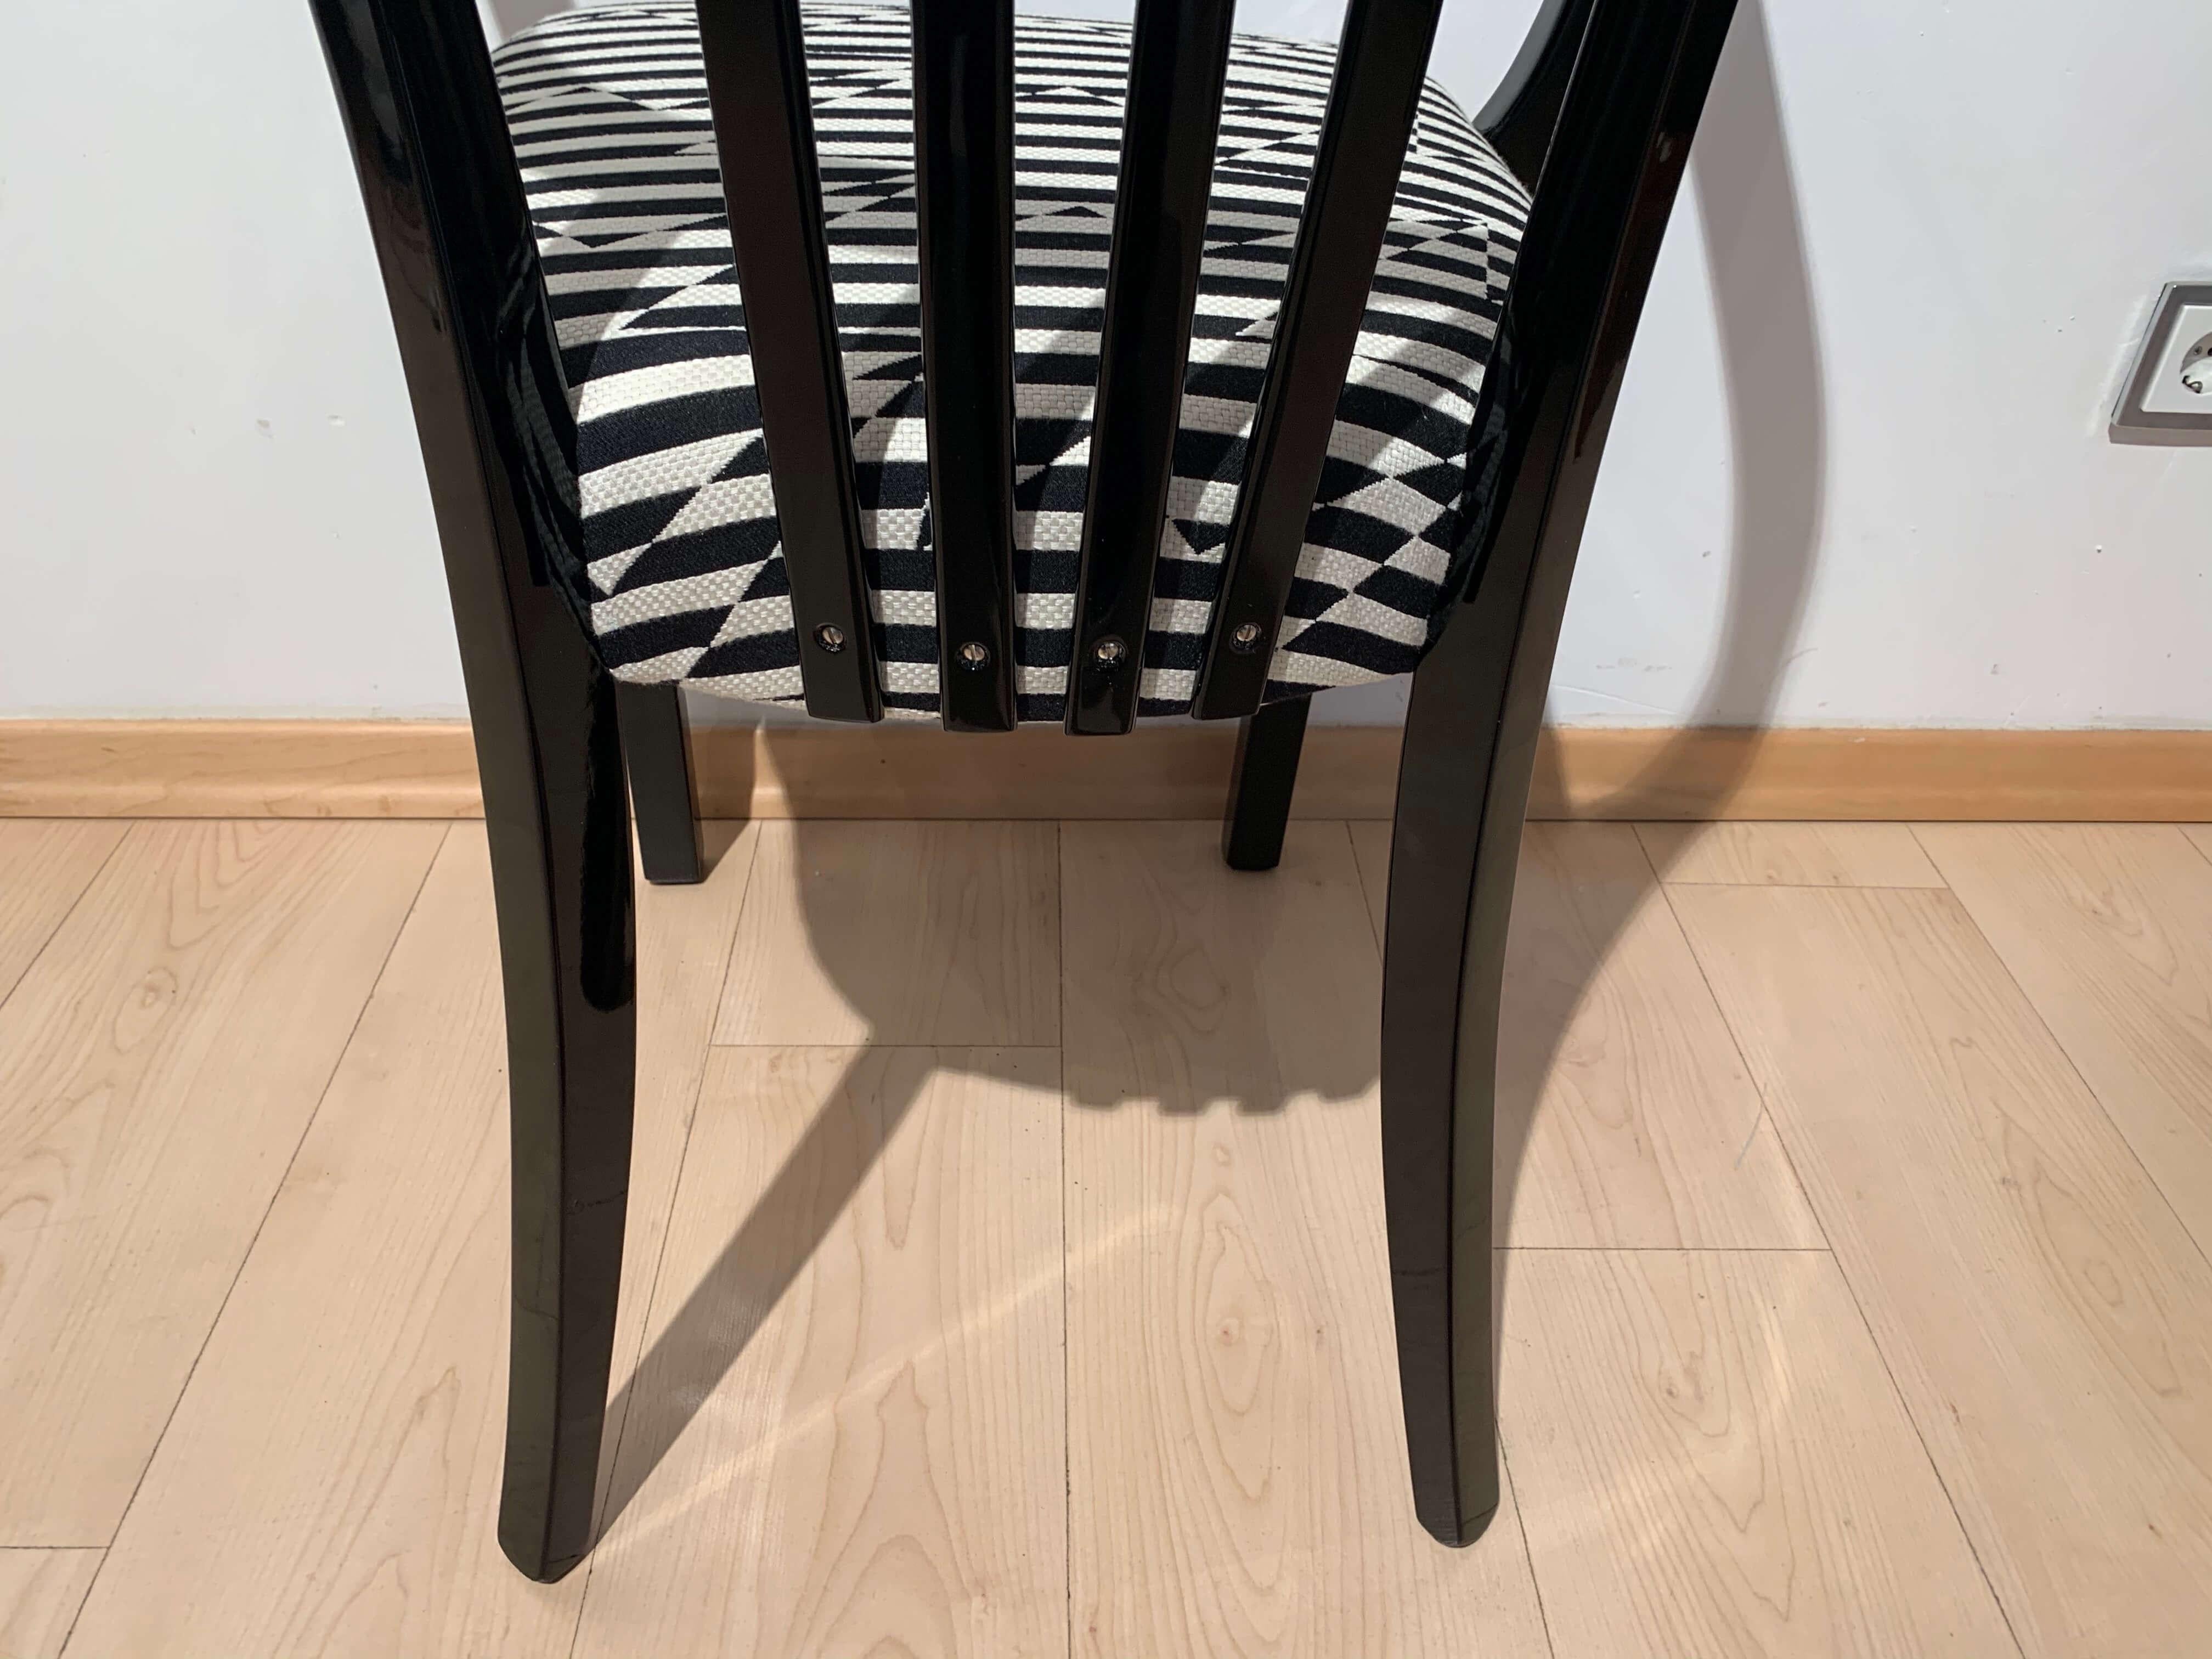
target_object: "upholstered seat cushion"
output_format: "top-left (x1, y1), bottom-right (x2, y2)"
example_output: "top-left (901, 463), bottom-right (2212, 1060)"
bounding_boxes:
top-left (494, 1), bottom-right (1529, 720)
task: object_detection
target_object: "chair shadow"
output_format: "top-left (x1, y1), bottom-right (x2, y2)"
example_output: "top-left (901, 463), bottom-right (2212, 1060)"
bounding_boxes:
top-left (591, 0), bottom-right (1821, 1555)
top-left (592, 814), bottom-right (1380, 1541)
top-left (1492, 0), bottom-right (1823, 1392)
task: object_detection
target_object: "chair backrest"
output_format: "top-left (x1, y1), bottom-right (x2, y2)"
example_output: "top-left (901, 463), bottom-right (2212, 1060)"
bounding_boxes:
top-left (308, 0), bottom-right (1735, 733)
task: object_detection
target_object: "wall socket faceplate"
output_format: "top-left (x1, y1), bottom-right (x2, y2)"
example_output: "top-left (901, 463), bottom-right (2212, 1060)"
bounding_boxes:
top-left (2111, 282), bottom-right (2212, 445)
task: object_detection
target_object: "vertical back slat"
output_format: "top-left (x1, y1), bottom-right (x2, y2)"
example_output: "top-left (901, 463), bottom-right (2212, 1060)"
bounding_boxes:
top-left (1188, 0), bottom-right (1447, 720)
top-left (912, 0), bottom-right (1020, 731)
top-left (1064, 0), bottom-right (1237, 735)
top-left (695, 0), bottom-right (882, 723)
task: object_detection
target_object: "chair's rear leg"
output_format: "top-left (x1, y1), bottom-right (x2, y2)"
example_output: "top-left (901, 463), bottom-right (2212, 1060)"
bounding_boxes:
top-left (1381, 534), bottom-right (1565, 1547)
top-left (1374, 0), bottom-right (1737, 1553)
top-left (481, 655), bottom-right (639, 1584)
top-left (1221, 694), bottom-right (1311, 871)
top-left (616, 680), bottom-right (705, 885)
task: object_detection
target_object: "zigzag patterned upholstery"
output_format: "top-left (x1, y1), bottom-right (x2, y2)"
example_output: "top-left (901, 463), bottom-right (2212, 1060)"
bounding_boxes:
top-left (494, 1), bottom-right (1531, 720)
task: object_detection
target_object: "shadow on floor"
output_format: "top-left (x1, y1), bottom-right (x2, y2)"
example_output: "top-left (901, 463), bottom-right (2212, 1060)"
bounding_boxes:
top-left (1499, 0), bottom-right (1822, 1420)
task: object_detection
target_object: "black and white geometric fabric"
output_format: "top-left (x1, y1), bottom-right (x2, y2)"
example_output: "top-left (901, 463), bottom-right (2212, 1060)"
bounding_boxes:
top-left (494, 1), bottom-right (1530, 720)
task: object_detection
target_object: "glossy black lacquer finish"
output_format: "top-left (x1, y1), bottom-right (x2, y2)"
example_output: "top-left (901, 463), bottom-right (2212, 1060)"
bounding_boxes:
top-left (1473, 0), bottom-right (1598, 186)
top-left (305, 0), bottom-right (639, 1583)
top-left (696, 0), bottom-right (883, 724)
top-left (1381, 0), bottom-right (1738, 1547)
top-left (912, 0), bottom-right (1020, 731)
top-left (1065, 0), bottom-right (1237, 735)
top-left (617, 681), bottom-right (706, 884)
top-left (1189, 0), bottom-right (1447, 720)
top-left (1221, 695), bottom-right (1311, 871)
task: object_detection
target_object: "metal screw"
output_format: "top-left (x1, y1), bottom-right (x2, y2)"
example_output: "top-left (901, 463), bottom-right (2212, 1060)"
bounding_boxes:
top-left (956, 640), bottom-right (991, 670)
top-left (1092, 636), bottom-right (1127, 666)
top-left (814, 624), bottom-right (846, 653)
top-left (1229, 622), bottom-right (1263, 653)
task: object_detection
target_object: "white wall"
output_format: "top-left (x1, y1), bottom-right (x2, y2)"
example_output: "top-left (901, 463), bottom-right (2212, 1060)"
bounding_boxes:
top-left (3, 1), bottom-right (2207, 727)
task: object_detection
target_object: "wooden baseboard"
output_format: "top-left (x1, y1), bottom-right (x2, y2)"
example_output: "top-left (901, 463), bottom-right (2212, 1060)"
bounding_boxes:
top-left (2, 718), bottom-right (2207, 822)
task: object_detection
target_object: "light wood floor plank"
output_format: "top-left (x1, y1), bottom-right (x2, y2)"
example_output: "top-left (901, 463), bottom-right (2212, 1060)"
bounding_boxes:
top-left (1916, 824), bottom-right (2212, 1259)
top-left (1349, 822), bottom-right (1819, 1247)
top-left (1347, 820), bottom-right (1390, 945)
top-left (1499, 1249), bottom-right (2016, 1659)
top-left (2183, 825), bottom-right (2212, 864)
top-left (716, 821), bottom-right (1058, 1046)
top-left (1673, 883), bottom-right (2212, 1658)
top-left (0, 820), bottom-right (442, 1545)
top-left (596, 824), bottom-right (764, 1516)
top-left (1500, 825), bottom-right (1821, 1248)
top-left (1062, 822), bottom-right (1550, 1659)
top-left (0, 1550), bottom-right (102, 1659)
top-left (572, 1046), bottom-right (1066, 1659)
top-left (1636, 821), bottom-right (1946, 887)
top-left (65, 825), bottom-right (757, 1658)
top-left (0, 822), bottom-right (124, 1002)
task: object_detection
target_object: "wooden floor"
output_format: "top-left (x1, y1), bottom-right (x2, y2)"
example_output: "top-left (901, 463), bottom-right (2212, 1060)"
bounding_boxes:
top-left (3, 816), bottom-right (2210, 1658)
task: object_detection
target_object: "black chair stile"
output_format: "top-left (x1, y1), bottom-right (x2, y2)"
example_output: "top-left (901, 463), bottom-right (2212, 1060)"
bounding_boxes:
top-left (307, 0), bottom-right (1736, 1583)
top-left (1384, 0), bottom-right (1739, 1544)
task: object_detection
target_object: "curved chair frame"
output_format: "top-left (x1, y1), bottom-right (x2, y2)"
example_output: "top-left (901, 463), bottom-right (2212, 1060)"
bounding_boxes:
top-left (307, 0), bottom-right (1734, 1581)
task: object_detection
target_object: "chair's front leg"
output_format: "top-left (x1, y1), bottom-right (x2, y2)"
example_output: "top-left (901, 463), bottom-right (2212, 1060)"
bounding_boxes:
top-left (616, 680), bottom-right (706, 884)
top-left (1381, 540), bottom-right (1561, 1547)
top-left (479, 654), bottom-right (638, 1583)
top-left (1221, 694), bottom-right (1311, 871)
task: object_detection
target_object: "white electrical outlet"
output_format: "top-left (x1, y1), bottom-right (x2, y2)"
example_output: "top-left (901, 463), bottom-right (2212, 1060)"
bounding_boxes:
top-left (2112, 283), bottom-right (2212, 444)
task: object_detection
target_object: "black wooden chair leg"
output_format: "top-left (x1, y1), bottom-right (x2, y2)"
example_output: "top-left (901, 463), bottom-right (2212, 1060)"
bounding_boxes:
top-left (481, 660), bottom-right (639, 1585)
top-left (304, 0), bottom-right (645, 1583)
top-left (616, 680), bottom-right (706, 884)
top-left (1221, 695), bottom-right (1311, 871)
top-left (1380, 537), bottom-right (1566, 1548)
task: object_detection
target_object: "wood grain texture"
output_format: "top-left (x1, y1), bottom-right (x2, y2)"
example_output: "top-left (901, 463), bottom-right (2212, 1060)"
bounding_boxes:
top-left (0, 720), bottom-right (484, 817)
top-left (1060, 822), bottom-right (1550, 1658)
top-left (2184, 825), bottom-right (2212, 864)
top-left (1348, 822), bottom-right (1820, 1248)
top-left (1346, 821), bottom-right (1391, 946)
top-left (1674, 883), bottom-right (2212, 1658)
top-left (716, 821), bottom-right (1058, 1046)
top-left (11, 719), bottom-right (2211, 821)
top-left (1537, 726), bottom-right (2212, 822)
top-left (65, 824), bottom-right (756, 1657)
top-left (0, 1550), bottom-right (101, 1659)
top-left (0, 822), bottom-right (123, 1001)
top-left (1636, 821), bottom-right (1945, 887)
top-left (596, 823), bottom-right (764, 1516)
top-left (1498, 1250), bottom-right (2016, 1659)
top-left (1917, 824), bottom-right (2212, 1258)
top-left (572, 1046), bottom-right (1066, 1659)
top-left (0, 820), bottom-right (442, 1544)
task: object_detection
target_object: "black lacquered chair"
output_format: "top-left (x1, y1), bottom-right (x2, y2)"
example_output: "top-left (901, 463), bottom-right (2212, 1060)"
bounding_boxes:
top-left (310, 0), bottom-right (1735, 1582)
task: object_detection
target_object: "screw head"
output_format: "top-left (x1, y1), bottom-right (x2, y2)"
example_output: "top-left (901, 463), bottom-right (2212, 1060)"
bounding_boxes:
top-left (813, 624), bottom-right (846, 653)
top-left (1092, 636), bottom-right (1127, 666)
top-left (956, 640), bottom-right (991, 670)
top-left (1229, 622), bottom-right (1263, 653)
